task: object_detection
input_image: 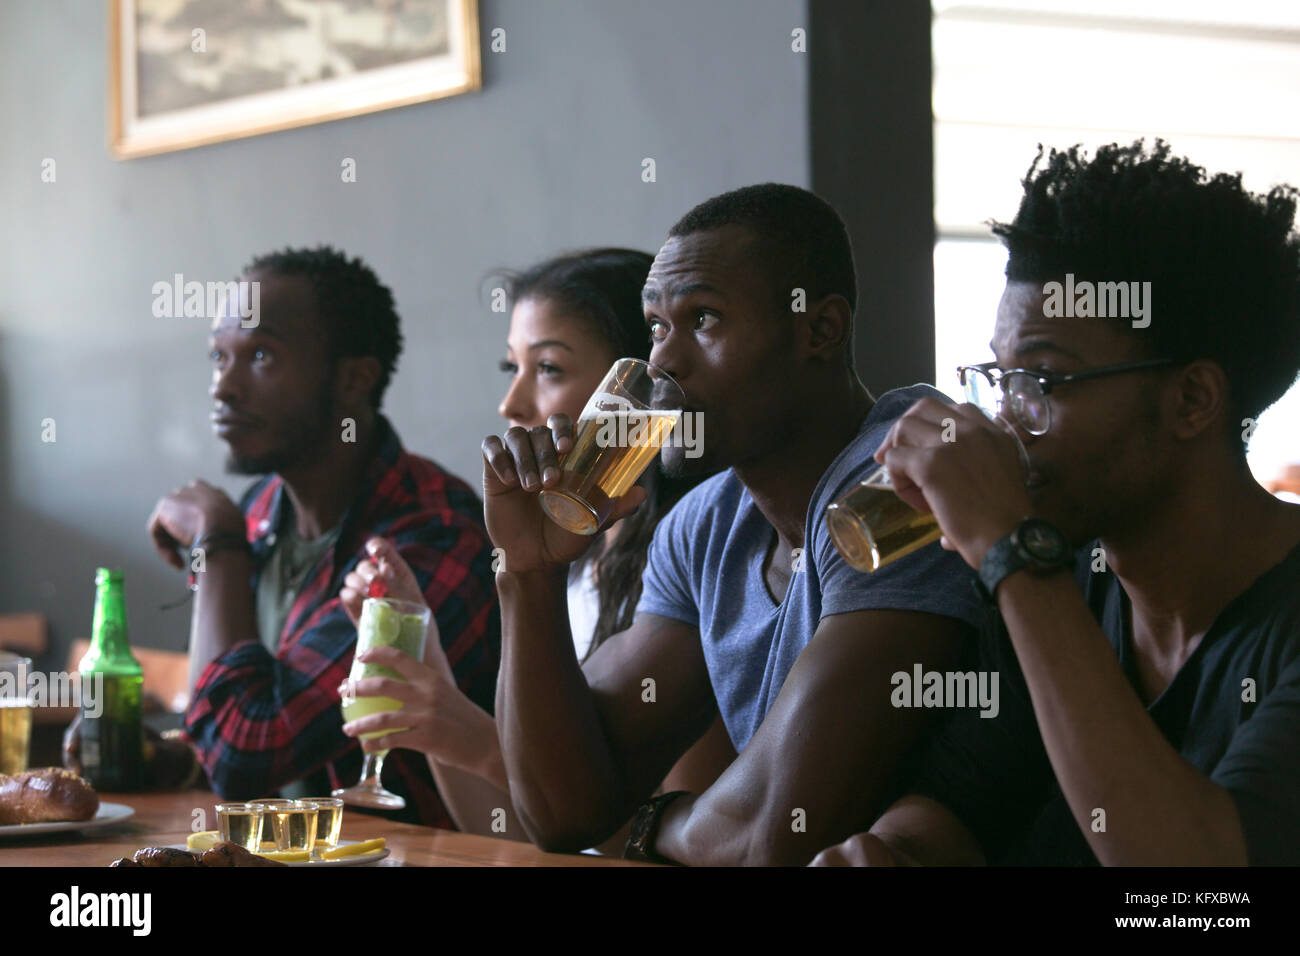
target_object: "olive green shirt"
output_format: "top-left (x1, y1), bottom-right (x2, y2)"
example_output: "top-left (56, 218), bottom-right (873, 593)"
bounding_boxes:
top-left (255, 515), bottom-right (341, 799)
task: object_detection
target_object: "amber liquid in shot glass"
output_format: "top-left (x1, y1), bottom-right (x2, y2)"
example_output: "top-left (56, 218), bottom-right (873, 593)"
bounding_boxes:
top-left (301, 797), bottom-right (343, 852)
top-left (270, 802), bottom-right (319, 853)
top-left (249, 798), bottom-right (293, 845)
top-left (216, 803), bottom-right (264, 853)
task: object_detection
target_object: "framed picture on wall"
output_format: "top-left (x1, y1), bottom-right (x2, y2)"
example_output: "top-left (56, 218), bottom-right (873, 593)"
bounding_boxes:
top-left (110, 0), bottom-right (480, 159)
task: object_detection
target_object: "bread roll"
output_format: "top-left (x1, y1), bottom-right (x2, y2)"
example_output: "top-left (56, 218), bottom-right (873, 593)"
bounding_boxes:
top-left (0, 768), bottom-right (100, 824)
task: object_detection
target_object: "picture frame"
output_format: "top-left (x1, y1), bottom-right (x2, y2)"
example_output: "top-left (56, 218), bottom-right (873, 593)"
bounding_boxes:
top-left (109, 0), bottom-right (480, 159)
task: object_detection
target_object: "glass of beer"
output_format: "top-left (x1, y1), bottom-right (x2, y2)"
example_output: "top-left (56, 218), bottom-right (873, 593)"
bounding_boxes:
top-left (826, 465), bottom-right (942, 572)
top-left (538, 358), bottom-right (686, 535)
top-left (826, 402), bottom-right (1029, 573)
top-left (215, 803), bottom-right (264, 853)
top-left (334, 597), bottom-right (430, 810)
top-left (0, 653), bottom-right (34, 776)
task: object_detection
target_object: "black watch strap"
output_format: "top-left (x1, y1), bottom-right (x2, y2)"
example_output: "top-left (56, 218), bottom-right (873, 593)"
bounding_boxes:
top-left (624, 790), bottom-right (689, 865)
top-left (976, 518), bottom-right (1071, 603)
top-left (976, 535), bottom-right (1025, 603)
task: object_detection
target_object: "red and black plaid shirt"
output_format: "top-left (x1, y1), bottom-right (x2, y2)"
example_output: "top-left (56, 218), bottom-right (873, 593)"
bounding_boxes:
top-left (183, 416), bottom-right (500, 828)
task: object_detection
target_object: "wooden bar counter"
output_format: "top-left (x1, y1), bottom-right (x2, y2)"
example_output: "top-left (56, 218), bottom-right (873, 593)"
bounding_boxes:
top-left (0, 789), bottom-right (655, 867)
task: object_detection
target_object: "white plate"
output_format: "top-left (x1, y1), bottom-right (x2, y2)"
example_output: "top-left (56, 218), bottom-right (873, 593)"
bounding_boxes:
top-left (164, 839), bottom-right (390, 866)
top-left (0, 801), bottom-right (135, 837)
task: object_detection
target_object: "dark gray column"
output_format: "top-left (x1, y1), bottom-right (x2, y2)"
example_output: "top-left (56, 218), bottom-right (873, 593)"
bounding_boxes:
top-left (811, 0), bottom-right (935, 392)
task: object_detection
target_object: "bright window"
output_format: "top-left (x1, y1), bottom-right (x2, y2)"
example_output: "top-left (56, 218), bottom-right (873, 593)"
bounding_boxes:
top-left (932, 1), bottom-right (1300, 485)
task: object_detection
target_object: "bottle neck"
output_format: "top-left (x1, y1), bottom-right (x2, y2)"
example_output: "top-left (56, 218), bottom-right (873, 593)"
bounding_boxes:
top-left (87, 587), bottom-right (138, 669)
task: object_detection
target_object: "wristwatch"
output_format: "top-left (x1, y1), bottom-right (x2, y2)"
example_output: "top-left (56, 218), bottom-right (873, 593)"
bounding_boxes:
top-left (976, 518), bottom-right (1072, 602)
top-left (624, 791), bottom-right (689, 865)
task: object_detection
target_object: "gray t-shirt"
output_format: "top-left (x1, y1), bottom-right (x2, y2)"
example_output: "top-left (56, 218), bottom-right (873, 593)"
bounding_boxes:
top-left (635, 384), bottom-right (988, 752)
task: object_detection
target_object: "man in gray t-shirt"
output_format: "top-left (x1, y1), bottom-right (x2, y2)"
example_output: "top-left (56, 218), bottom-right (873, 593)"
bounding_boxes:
top-left (484, 185), bottom-right (987, 865)
top-left (637, 383), bottom-right (984, 755)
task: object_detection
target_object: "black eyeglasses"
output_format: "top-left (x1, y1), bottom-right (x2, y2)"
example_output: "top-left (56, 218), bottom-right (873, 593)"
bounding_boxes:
top-left (957, 358), bottom-right (1177, 436)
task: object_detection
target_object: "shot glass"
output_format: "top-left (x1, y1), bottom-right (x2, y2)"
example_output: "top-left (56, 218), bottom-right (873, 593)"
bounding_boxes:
top-left (249, 797), bottom-right (294, 845)
top-left (215, 803), bottom-right (264, 853)
top-left (270, 801), bottom-right (319, 853)
top-left (299, 797), bottom-right (344, 851)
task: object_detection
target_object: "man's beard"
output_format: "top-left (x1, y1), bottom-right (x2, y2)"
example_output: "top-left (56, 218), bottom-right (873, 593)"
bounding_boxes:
top-left (225, 381), bottom-right (337, 476)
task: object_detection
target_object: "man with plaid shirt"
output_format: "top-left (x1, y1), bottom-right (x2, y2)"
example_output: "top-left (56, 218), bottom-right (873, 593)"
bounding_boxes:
top-left (146, 247), bottom-right (499, 827)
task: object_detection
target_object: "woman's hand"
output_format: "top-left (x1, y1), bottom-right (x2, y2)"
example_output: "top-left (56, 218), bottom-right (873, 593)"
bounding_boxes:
top-left (338, 641), bottom-right (494, 774)
top-left (337, 538), bottom-right (494, 773)
top-left (340, 537), bottom-right (428, 628)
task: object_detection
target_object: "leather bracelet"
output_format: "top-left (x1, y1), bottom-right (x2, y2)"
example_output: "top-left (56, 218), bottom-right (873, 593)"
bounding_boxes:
top-left (624, 790), bottom-right (689, 865)
top-left (192, 529), bottom-right (251, 556)
top-left (185, 530), bottom-right (251, 592)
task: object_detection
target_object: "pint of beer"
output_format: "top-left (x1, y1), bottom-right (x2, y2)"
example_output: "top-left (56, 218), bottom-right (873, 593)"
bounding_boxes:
top-left (825, 465), bottom-right (941, 572)
top-left (0, 653), bottom-right (34, 775)
top-left (538, 359), bottom-right (685, 535)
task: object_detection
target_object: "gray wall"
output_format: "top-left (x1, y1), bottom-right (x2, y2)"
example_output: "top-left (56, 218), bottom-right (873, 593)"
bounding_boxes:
top-left (0, 0), bottom-right (809, 668)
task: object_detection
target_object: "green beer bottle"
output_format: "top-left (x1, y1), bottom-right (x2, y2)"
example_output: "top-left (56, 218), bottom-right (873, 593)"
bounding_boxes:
top-left (78, 568), bottom-right (144, 790)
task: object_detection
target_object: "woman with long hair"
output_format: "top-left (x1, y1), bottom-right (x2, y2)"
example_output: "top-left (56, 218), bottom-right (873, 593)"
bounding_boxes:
top-left (337, 248), bottom-right (735, 845)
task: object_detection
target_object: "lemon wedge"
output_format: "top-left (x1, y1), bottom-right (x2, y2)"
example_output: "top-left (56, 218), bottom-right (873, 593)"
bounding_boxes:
top-left (255, 848), bottom-right (311, 862)
top-left (321, 838), bottom-right (385, 860)
top-left (187, 831), bottom-right (222, 851)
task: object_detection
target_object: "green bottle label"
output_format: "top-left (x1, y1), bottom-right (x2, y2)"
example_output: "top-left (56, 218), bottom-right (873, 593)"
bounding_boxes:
top-left (81, 674), bottom-right (143, 791)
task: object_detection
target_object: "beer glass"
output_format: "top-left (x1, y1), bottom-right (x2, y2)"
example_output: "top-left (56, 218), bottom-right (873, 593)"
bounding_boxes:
top-left (827, 403), bottom-right (1029, 573)
top-left (538, 358), bottom-right (686, 535)
top-left (334, 597), bottom-right (430, 810)
top-left (0, 653), bottom-right (34, 775)
top-left (826, 464), bottom-right (942, 572)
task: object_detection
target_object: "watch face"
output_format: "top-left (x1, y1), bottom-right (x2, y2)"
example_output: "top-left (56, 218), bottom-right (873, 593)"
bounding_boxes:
top-left (1018, 519), bottom-right (1070, 564)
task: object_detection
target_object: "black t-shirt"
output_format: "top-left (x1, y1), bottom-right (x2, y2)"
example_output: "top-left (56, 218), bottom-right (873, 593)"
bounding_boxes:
top-left (904, 540), bottom-right (1300, 865)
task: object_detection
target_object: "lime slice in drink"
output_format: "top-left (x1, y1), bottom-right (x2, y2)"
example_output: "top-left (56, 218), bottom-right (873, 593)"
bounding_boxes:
top-left (365, 602), bottom-right (402, 647)
top-left (357, 602), bottom-right (425, 680)
top-left (396, 614), bottom-right (426, 657)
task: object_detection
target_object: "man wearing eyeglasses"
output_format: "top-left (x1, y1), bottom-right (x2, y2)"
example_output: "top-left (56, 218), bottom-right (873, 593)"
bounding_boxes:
top-left (814, 140), bottom-right (1300, 866)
